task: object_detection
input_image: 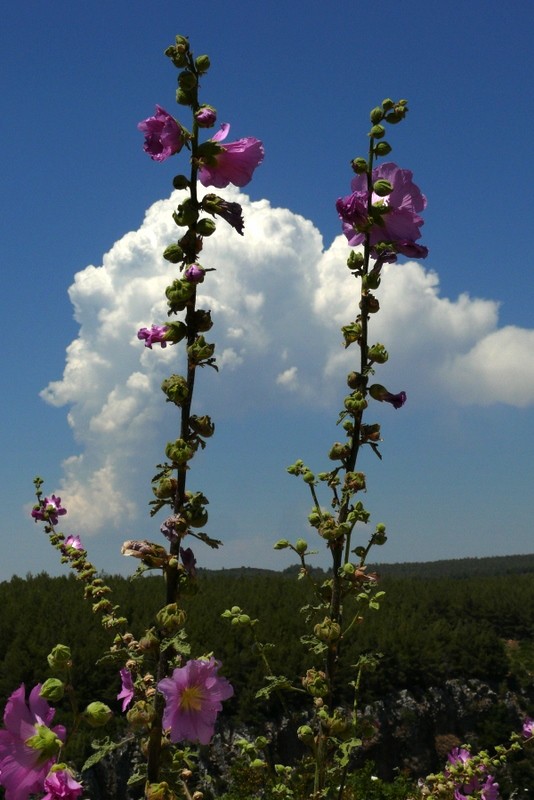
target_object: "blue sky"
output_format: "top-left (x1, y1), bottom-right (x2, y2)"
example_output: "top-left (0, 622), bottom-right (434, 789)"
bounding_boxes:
top-left (2, 0), bottom-right (534, 580)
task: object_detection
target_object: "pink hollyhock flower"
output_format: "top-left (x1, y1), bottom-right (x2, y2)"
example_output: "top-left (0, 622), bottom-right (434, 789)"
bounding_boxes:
top-left (31, 496), bottom-right (67, 526)
top-left (63, 535), bottom-right (83, 551)
top-left (138, 105), bottom-right (184, 162)
top-left (338, 162), bottom-right (427, 260)
top-left (42, 766), bottom-right (83, 800)
top-left (522, 717), bottom-right (534, 738)
top-left (117, 669), bottom-right (134, 712)
top-left (137, 325), bottom-right (170, 349)
top-left (0, 684), bottom-right (66, 800)
top-left (198, 123), bottom-right (264, 188)
top-left (158, 658), bottom-right (233, 744)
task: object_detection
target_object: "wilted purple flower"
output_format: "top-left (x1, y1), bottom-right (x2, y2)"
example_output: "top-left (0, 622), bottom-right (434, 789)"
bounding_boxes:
top-left (117, 669), bottom-right (134, 712)
top-left (522, 717), bottom-right (534, 738)
top-left (180, 547), bottom-right (197, 577)
top-left (195, 106), bottom-right (217, 128)
top-left (201, 193), bottom-right (244, 235)
top-left (184, 264), bottom-right (205, 283)
top-left (0, 684), bottom-right (66, 800)
top-left (31, 496), bottom-right (67, 526)
top-left (137, 325), bottom-right (170, 349)
top-left (42, 767), bottom-right (83, 800)
top-left (198, 123), bottom-right (264, 188)
top-left (369, 384), bottom-right (407, 409)
top-left (160, 516), bottom-right (179, 544)
top-left (158, 658), bottom-right (233, 744)
top-left (338, 162), bottom-right (427, 261)
top-left (138, 105), bottom-right (184, 162)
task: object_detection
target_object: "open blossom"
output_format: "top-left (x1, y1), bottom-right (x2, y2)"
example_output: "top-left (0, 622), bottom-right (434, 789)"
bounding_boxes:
top-left (522, 717), bottom-right (534, 738)
top-left (446, 748), bottom-right (499, 800)
top-left (137, 325), bottom-right (170, 349)
top-left (138, 105), bottom-right (184, 162)
top-left (117, 669), bottom-right (134, 712)
top-left (31, 496), bottom-right (67, 526)
top-left (337, 162), bottom-right (427, 260)
top-left (42, 767), bottom-right (83, 800)
top-left (63, 535), bottom-right (82, 551)
top-left (158, 658), bottom-right (233, 744)
top-left (0, 684), bottom-right (66, 800)
top-left (198, 123), bottom-right (264, 188)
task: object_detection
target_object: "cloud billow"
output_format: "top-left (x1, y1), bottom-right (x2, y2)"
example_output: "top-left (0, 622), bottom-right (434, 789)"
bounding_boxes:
top-left (41, 188), bottom-right (534, 536)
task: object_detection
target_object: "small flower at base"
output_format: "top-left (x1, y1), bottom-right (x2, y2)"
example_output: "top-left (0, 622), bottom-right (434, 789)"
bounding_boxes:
top-left (158, 658), bottom-right (234, 744)
top-left (138, 106), bottom-right (184, 162)
top-left (198, 123), bottom-right (264, 188)
top-left (137, 325), bottom-right (170, 349)
top-left (0, 684), bottom-right (66, 800)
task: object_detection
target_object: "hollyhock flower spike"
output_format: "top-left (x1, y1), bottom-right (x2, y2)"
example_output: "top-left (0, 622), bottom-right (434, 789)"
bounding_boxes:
top-left (338, 162), bottom-right (427, 261)
top-left (137, 325), bottom-right (170, 349)
top-left (157, 657), bottom-right (233, 744)
top-left (42, 766), bottom-right (83, 800)
top-left (138, 105), bottom-right (184, 162)
top-left (198, 123), bottom-right (264, 188)
top-left (0, 684), bottom-right (66, 800)
top-left (31, 495), bottom-right (67, 526)
top-left (117, 668), bottom-right (134, 712)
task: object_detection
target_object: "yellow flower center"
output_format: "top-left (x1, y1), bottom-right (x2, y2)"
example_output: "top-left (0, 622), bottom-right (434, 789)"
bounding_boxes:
top-left (180, 685), bottom-right (204, 712)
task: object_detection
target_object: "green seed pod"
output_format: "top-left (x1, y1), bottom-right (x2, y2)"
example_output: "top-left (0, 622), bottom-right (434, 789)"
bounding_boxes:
top-left (351, 157), bottom-right (368, 174)
top-left (195, 54), bottom-right (211, 74)
top-left (373, 179), bottom-right (393, 197)
top-left (369, 124), bottom-right (385, 139)
top-left (83, 702), bottom-right (113, 728)
top-left (163, 243), bottom-right (184, 264)
top-left (374, 140), bottom-right (392, 156)
top-left (370, 106), bottom-right (383, 124)
top-left (196, 218), bottom-right (217, 236)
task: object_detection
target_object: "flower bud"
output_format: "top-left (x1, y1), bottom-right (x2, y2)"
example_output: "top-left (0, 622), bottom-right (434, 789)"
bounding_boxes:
top-left (369, 124), bottom-right (385, 139)
top-left (294, 538), bottom-right (308, 555)
top-left (351, 157), bottom-right (368, 174)
top-left (344, 472), bottom-right (366, 492)
top-left (347, 250), bottom-right (364, 271)
top-left (173, 198), bottom-right (198, 227)
top-left (191, 309), bottom-right (213, 332)
top-left (189, 414), bottom-right (215, 437)
top-left (184, 264), bottom-right (205, 283)
top-left (146, 782), bottom-right (177, 800)
top-left (195, 55), bottom-right (211, 74)
top-left (195, 105), bottom-right (217, 127)
top-left (165, 279), bottom-right (195, 313)
top-left (127, 700), bottom-right (156, 729)
top-left (297, 724), bottom-right (315, 744)
top-left (314, 617), bottom-right (341, 642)
top-left (370, 106), bottom-right (383, 124)
top-left (156, 603), bottom-right (187, 634)
top-left (344, 392), bottom-right (368, 413)
top-left (373, 179), bottom-right (393, 197)
top-left (341, 322), bottom-right (362, 348)
top-left (165, 438), bottom-right (196, 465)
top-left (161, 375), bottom-right (189, 406)
top-left (346, 371), bottom-right (361, 390)
top-left (274, 539), bottom-right (290, 549)
top-left (165, 321), bottom-right (187, 344)
top-left (163, 243), bottom-right (184, 264)
top-left (367, 343), bottom-right (389, 364)
top-left (187, 335), bottom-right (215, 364)
top-left (329, 442), bottom-right (351, 461)
top-left (302, 471), bottom-right (315, 484)
top-left (178, 70), bottom-right (197, 91)
top-left (40, 678), bottom-right (65, 702)
top-left (196, 218), bottom-right (217, 237)
top-left (172, 174), bottom-right (190, 190)
top-left (302, 668), bottom-right (329, 697)
top-left (374, 140), bottom-right (392, 156)
top-left (47, 644), bottom-right (72, 673)
top-left (83, 702), bottom-right (113, 728)
top-left (152, 476), bottom-right (177, 500)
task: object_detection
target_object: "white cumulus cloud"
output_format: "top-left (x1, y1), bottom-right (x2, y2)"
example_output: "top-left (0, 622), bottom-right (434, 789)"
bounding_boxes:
top-left (41, 187), bottom-right (534, 538)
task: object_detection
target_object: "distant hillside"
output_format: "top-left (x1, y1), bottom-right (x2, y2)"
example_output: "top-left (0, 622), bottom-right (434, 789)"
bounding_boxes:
top-left (200, 553), bottom-right (534, 581)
